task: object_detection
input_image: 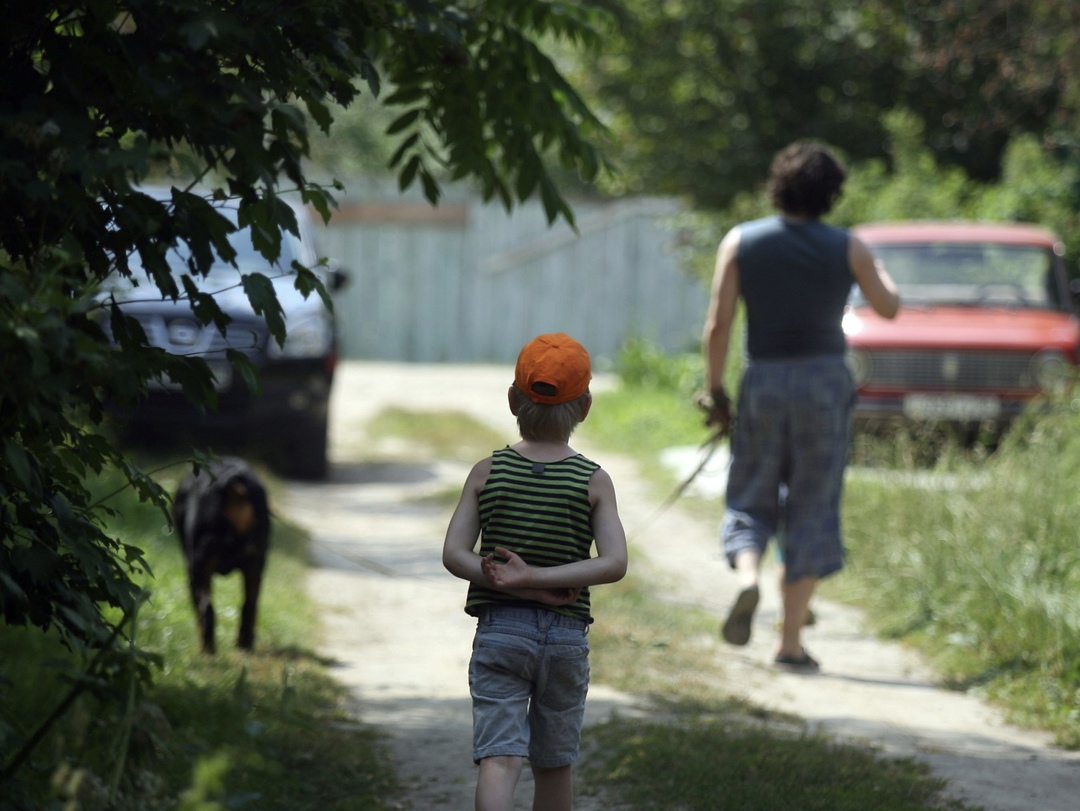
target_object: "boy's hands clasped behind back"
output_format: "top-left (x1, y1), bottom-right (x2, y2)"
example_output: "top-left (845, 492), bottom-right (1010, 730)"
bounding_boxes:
top-left (481, 546), bottom-right (583, 606)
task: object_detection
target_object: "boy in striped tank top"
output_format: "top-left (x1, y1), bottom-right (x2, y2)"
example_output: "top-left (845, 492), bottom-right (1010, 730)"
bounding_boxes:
top-left (443, 333), bottom-right (628, 811)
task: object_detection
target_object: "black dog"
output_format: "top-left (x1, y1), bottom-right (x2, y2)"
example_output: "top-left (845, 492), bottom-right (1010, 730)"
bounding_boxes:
top-left (173, 458), bottom-right (271, 654)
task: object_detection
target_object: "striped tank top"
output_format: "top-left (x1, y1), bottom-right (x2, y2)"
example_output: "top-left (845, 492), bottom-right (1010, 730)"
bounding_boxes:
top-left (465, 447), bottom-right (600, 623)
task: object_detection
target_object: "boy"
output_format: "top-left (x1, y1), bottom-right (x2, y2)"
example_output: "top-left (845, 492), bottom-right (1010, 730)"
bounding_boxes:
top-left (442, 332), bottom-right (628, 811)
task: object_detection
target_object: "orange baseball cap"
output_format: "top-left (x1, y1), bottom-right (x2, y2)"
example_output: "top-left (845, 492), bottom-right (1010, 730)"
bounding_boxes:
top-left (514, 333), bottom-right (592, 405)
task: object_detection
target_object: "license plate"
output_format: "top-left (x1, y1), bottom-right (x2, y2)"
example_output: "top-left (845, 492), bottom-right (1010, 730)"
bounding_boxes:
top-left (903, 393), bottom-right (1001, 420)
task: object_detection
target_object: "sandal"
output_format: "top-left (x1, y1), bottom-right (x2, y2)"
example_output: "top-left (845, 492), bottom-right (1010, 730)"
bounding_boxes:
top-left (721, 586), bottom-right (759, 646)
top-left (774, 649), bottom-right (820, 672)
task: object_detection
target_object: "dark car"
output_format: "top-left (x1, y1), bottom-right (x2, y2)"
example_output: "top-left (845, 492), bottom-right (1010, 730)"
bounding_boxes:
top-left (104, 192), bottom-right (347, 480)
top-left (844, 221), bottom-right (1079, 434)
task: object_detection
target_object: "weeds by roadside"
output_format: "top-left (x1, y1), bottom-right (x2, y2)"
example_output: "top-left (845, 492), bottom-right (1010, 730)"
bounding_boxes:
top-left (585, 344), bottom-right (1080, 750)
top-left (583, 709), bottom-right (973, 811)
top-left (837, 404), bottom-right (1080, 747)
top-left (581, 568), bottom-right (981, 811)
top-left (0, 464), bottom-right (397, 811)
top-left (6, 346), bottom-right (1078, 810)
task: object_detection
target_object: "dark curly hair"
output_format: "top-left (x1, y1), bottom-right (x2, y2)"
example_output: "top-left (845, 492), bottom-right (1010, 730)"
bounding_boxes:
top-left (766, 141), bottom-right (847, 218)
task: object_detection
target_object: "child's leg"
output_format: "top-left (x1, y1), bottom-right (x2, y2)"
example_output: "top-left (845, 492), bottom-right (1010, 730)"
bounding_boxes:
top-left (476, 755), bottom-right (525, 811)
top-left (531, 763), bottom-right (573, 811)
top-left (470, 608), bottom-right (544, 809)
top-left (528, 614), bottom-right (589, 810)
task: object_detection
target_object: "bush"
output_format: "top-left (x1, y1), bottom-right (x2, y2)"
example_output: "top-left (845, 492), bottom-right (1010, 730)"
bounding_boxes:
top-left (613, 337), bottom-right (704, 392)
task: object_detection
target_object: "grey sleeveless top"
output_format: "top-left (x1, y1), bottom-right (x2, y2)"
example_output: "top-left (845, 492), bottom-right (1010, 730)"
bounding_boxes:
top-left (737, 215), bottom-right (853, 359)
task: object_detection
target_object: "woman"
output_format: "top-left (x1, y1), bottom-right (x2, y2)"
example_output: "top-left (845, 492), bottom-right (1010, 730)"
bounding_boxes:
top-left (701, 141), bottom-right (900, 670)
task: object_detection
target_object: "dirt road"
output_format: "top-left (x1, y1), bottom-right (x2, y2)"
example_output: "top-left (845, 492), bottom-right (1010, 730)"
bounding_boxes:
top-left (283, 360), bottom-right (1080, 810)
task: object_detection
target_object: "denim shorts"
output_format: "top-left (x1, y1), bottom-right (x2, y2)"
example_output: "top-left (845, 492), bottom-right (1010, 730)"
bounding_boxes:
top-left (721, 354), bottom-right (854, 582)
top-left (469, 605), bottom-right (590, 768)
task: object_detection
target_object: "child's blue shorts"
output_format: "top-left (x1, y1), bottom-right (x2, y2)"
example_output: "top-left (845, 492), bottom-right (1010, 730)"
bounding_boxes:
top-left (469, 605), bottom-right (590, 768)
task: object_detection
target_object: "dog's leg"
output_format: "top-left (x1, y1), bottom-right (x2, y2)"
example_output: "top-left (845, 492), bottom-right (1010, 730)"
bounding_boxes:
top-left (189, 568), bottom-right (217, 655)
top-left (238, 562), bottom-right (264, 651)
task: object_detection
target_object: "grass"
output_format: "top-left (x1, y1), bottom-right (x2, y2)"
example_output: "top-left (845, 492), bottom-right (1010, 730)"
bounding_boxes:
top-left (361, 407), bottom-right (508, 463)
top-left (587, 567), bottom-right (730, 702)
top-left (0, 462), bottom-right (397, 811)
top-left (583, 711), bottom-right (969, 811)
top-left (584, 369), bottom-right (1080, 749)
top-left (835, 406), bottom-right (1080, 747)
top-left (0, 408), bottom-right (503, 810)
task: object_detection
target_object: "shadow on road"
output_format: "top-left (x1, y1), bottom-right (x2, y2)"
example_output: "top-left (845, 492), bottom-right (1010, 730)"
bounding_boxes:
top-left (325, 460), bottom-right (441, 486)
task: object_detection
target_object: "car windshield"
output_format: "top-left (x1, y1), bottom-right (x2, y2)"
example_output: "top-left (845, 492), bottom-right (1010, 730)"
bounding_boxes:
top-left (168, 229), bottom-right (300, 287)
top-left (853, 242), bottom-right (1062, 309)
top-left (104, 216), bottom-right (302, 295)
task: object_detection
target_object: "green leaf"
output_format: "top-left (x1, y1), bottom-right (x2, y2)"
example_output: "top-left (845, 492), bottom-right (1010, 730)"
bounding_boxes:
top-left (241, 273), bottom-right (287, 346)
top-left (4, 439), bottom-right (34, 491)
top-left (161, 356), bottom-right (217, 412)
top-left (515, 155), bottom-right (541, 201)
top-left (388, 132), bottom-right (421, 169)
top-left (302, 187), bottom-right (336, 224)
top-left (400, 155), bottom-right (421, 191)
top-left (305, 98), bottom-right (334, 134)
top-left (420, 167), bottom-right (441, 206)
top-left (227, 349), bottom-right (262, 396)
top-left (272, 103), bottom-right (308, 135)
top-left (386, 108), bottom-right (422, 135)
top-left (293, 264), bottom-right (332, 311)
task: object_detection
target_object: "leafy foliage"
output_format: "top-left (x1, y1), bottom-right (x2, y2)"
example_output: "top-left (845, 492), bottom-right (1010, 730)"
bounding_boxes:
top-left (578, 0), bottom-right (905, 208)
top-left (1, 474), bottom-right (398, 808)
top-left (0, 0), bottom-right (608, 727)
top-left (613, 336), bottom-right (705, 392)
top-left (574, 0), bottom-right (1080, 211)
top-left (899, 0), bottom-right (1080, 176)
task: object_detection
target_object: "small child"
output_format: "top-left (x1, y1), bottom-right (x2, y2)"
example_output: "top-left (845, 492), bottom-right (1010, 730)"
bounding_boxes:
top-left (442, 332), bottom-right (628, 811)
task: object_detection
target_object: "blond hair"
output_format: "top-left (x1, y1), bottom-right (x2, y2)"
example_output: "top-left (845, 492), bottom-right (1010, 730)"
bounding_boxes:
top-left (510, 384), bottom-right (590, 442)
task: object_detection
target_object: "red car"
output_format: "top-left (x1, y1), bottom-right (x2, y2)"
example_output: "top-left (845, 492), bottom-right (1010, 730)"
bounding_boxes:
top-left (844, 221), bottom-right (1080, 429)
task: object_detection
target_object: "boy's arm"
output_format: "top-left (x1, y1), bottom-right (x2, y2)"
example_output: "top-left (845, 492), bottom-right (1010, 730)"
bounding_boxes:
top-left (442, 458), bottom-right (581, 606)
top-left (441, 458), bottom-right (491, 585)
top-left (482, 467), bottom-right (628, 591)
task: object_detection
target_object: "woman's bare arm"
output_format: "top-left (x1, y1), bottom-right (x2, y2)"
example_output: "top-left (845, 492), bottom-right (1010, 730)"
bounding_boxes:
top-left (850, 235), bottom-right (901, 319)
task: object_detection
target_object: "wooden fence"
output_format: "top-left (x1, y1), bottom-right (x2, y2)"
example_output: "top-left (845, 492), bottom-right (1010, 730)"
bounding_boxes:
top-left (314, 178), bottom-right (709, 364)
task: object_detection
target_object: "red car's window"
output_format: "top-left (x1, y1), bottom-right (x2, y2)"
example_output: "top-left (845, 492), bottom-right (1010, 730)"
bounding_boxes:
top-left (856, 243), bottom-right (1062, 310)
